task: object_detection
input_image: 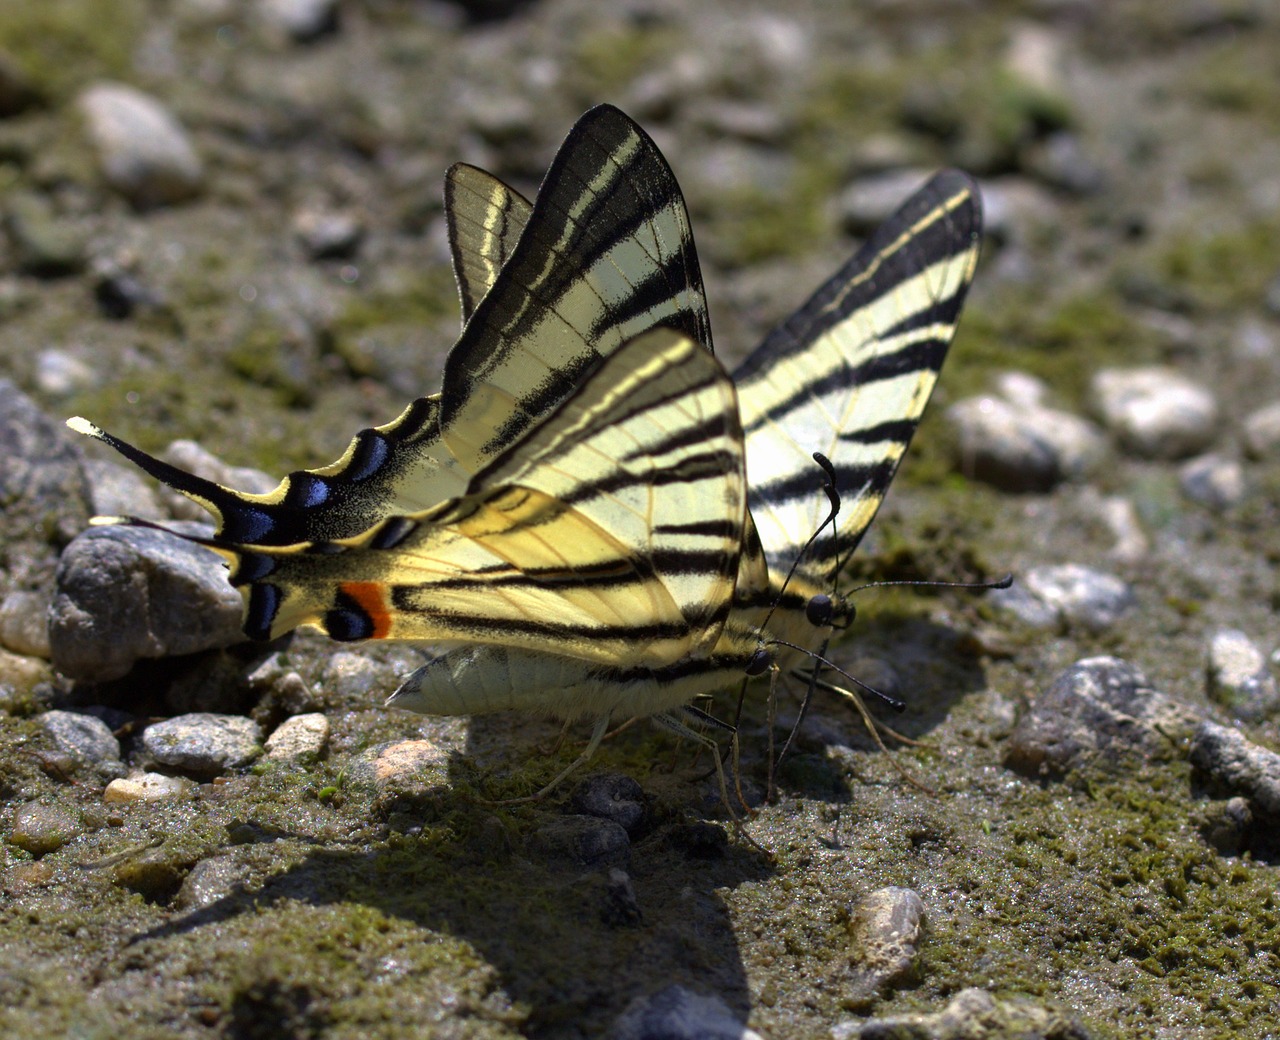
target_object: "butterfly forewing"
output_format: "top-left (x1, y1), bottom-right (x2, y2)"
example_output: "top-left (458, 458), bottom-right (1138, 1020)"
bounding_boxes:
top-left (734, 170), bottom-right (982, 583)
top-left (439, 105), bottom-right (713, 471)
top-left (445, 163), bottom-right (533, 323)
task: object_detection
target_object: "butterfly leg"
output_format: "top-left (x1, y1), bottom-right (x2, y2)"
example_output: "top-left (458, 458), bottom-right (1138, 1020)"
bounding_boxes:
top-left (481, 713), bottom-right (613, 806)
top-left (652, 706), bottom-right (739, 822)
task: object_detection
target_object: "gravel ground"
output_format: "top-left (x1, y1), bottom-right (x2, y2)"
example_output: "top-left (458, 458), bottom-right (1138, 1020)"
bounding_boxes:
top-left (2, 1), bottom-right (1279, 1038)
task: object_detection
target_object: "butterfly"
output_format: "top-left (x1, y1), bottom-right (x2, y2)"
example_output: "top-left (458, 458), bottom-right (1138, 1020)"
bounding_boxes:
top-left (69, 105), bottom-right (982, 799)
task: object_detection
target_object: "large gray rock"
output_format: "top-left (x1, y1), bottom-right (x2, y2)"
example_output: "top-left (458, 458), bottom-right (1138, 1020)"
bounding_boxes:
top-left (49, 524), bottom-right (243, 681)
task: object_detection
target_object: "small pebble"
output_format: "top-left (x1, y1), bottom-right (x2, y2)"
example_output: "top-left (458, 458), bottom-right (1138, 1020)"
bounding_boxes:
top-left (103, 772), bottom-right (196, 804)
top-left (601, 867), bottom-right (643, 928)
top-left (834, 987), bottom-right (1085, 1040)
top-left (528, 815), bottom-right (631, 871)
top-left (571, 773), bottom-right (647, 836)
top-left (39, 710), bottom-right (123, 776)
top-left (79, 458), bottom-right (167, 522)
top-left (258, 0), bottom-right (341, 42)
top-left (1090, 366), bottom-right (1219, 459)
top-left (78, 82), bottom-right (204, 209)
top-left (0, 647), bottom-right (54, 710)
top-left (841, 887), bottom-right (927, 1011)
top-left (610, 984), bottom-right (765, 1040)
top-left (1206, 629), bottom-right (1279, 720)
top-left (991, 563), bottom-right (1133, 633)
top-left (346, 739), bottom-right (451, 816)
top-left (140, 713), bottom-right (263, 777)
top-left (1178, 453), bottom-right (1244, 510)
top-left (1198, 796), bottom-right (1252, 857)
top-left (175, 853), bottom-right (256, 910)
top-left (9, 801), bottom-right (83, 856)
top-left (264, 713), bottom-right (330, 763)
top-left (1005, 656), bottom-right (1197, 778)
top-left (1242, 400), bottom-right (1280, 459)
top-left (293, 208), bottom-right (363, 260)
top-left (34, 350), bottom-right (96, 397)
top-left (1190, 721), bottom-right (1280, 819)
top-left (0, 589), bottom-right (53, 658)
top-left (946, 392), bottom-right (1103, 492)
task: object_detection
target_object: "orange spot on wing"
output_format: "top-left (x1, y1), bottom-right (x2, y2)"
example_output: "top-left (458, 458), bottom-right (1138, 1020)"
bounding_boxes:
top-left (340, 581), bottom-right (393, 640)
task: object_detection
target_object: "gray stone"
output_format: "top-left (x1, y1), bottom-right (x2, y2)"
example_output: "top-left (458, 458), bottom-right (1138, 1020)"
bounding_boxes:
top-left (1191, 721), bottom-right (1280, 819)
top-left (9, 801), bottom-right (82, 856)
top-left (49, 524), bottom-right (243, 682)
top-left (837, 170), bottom-right (937, 236)
top-left (140, 713), bottom-right (263, 776)
top-left (601, 867), bottom-right (643, 928)
top-left (103, 771), bottom-right (196, 803)
top-left (80, 458), bottom-right (167, 522)
top-left (1178, 453), bottom-right (1244, 510)
top-left (1090, 366), bottom-right (1219, 459)
top-left (0, 589), bottom-right (52, 658)
top-left (1242, 400), bottom-right (1280, 459)
top-left (35, 350), bottom-right (96, 398)
top-left (571, 773), bottom-right (647, 836)
top-left (78, 82), bottom-right (204, 209)
top-left (1006, 656), bottom-right (1197, 778)
top-left (991, 564), bottom-right (1133, 633)
top-left (346, 739), bottom-right (451, 816)
top-left (39, 710), bottom-right (122, 774)
top-left (257, 0), bottom-right (340, 42)
top-left (0, 647), bottom-right (54, 711)
top-left (264, 713), bottom-right (330, 763)
top-left (842, 887), bottom-right (927, 1011)
top-left (609, 984), bottom-right (762, 1040)
top-left (293, 208), bottom-right (362, 260)
top-left (175, 853), bottom-right (256, 910)
top-left (529, 815), bottom-right (631, 871)
top-left (1206, 629), bottom-right (1279, 720)
top-left (0, 381), bottom-right (93, 589)
top-left (157, 440), bottom-right (275, 521)
top-left (946, 393), bottom-right (1104, 492)
top-left (836, 987), bottom-right (1090, 1040)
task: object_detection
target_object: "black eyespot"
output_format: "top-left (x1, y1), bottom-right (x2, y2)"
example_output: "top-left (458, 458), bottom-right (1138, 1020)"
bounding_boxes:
top-left (745, 647), bottom-right (772, 677)
top-left (806, 594), bottom-right (833, 627)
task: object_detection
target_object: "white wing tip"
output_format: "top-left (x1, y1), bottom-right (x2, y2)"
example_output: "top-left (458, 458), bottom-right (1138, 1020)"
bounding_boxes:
top-left (88, 515), bottom-right (126, 527)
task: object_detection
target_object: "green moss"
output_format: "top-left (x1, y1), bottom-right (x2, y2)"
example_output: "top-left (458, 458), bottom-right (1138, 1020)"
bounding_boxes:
top-left (0, 0), bottom-right (145, 101)
top-left (942, 290), bottom-right (1163, 405)
top-left (1151, 219), bottom-right (1280, 312)
top-left (568, 24), bottom-right (683, 100)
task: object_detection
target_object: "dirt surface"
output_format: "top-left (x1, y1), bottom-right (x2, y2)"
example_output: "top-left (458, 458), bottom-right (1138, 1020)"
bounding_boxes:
top-left (2, 1), bottom-right (1279, 1037)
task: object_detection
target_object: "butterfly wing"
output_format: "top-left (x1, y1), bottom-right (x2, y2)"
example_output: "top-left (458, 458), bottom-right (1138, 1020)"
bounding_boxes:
top-left (734, 170), bottom-right (983, 583)
top-left (445, 163), bottom-right (533, 324)
top-left (224, 328), bottom-right (747, 665)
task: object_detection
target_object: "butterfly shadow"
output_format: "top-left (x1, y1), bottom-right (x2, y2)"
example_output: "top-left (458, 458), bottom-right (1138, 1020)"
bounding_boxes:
top-left (738, 613), bottom-right (998, 804)
top-left (126, 732), bottom-right (774, 1038)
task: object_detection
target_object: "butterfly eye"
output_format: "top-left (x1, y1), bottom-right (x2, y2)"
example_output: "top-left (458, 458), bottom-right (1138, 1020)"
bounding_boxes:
top-left (745, 647), bottom-right (772, 677)
top-left (806, 593), bottom-right (833, 627)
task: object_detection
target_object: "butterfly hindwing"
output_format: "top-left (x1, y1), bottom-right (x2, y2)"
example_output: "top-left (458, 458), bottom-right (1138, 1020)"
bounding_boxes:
top-left (226, 328), bottom-right (748, 666)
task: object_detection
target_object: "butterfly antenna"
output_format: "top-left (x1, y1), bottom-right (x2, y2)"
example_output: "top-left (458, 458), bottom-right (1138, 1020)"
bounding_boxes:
top-left (766, 638), bottom-right (905, 713)
top-left (754, 452), bottom-right (841, 639)
top-left (844, 573), bottom-right (1013, 596)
